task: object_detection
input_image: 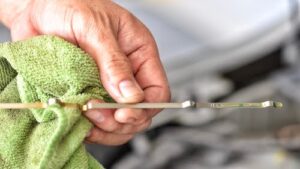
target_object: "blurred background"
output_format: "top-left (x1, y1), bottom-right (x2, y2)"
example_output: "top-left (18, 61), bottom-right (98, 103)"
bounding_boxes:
top-left (2, 0), bottom-right (300, 168)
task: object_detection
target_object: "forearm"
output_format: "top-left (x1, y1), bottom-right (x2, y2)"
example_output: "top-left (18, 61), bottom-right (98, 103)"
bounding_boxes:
top-left (0, 0), bottom-right (31, 27)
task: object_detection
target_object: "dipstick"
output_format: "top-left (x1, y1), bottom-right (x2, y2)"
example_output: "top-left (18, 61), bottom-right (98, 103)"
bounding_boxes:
top-left (0, 99), bottom-right (283, 111)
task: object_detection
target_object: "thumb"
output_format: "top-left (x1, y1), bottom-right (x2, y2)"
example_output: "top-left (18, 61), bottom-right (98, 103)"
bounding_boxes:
top-left (86, 31), bottom-right (144, 103)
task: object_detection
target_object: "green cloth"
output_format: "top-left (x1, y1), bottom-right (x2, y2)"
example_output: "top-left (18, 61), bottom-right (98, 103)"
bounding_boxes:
top-left (0, 35), bottom-right (111, 169)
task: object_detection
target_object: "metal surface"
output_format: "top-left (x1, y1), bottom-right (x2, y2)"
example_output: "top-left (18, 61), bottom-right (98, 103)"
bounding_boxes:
top-left (0, 99), bottom-right (283, 111)
top-left (196, 101), bottom-right (283, 109)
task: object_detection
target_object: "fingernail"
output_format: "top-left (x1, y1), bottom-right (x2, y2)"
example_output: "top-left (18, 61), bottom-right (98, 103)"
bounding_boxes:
top-left (119, 80), bottom-right (143, 99)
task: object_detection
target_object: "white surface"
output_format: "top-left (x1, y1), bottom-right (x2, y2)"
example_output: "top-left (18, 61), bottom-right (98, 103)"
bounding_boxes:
top-left (116, 0), bottom-right (295, 85)
top-left (114, 0), bottom-right (201, 61)
top-left (140, 0), bottom-right (291, 48)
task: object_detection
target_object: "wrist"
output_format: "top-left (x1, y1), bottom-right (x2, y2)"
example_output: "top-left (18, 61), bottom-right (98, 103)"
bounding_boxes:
top-left (0, 0), bottom-right (32, 27)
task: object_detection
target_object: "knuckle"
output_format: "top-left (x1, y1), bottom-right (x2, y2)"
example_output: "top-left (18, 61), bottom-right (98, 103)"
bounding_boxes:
top-left (72, 7), bottom-right (93, 28)
top-left (121, 10), bottom-right (136, 23)
top-left (104, 55), bottom-right (132, 77)
top-left (105, 53), bottom-right (129, 68)
top-left (72, 8), bottom-right (108, 42)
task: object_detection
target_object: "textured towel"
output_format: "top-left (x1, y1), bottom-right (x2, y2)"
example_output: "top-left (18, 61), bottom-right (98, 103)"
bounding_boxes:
top-left (0, 35), bottom-right (111, 169)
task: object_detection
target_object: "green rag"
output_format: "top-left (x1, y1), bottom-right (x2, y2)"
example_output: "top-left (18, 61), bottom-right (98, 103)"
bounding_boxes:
top-left (0, 35), bottom-right (112, 169)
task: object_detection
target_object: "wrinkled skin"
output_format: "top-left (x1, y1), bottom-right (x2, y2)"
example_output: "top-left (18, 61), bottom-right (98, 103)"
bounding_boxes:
top-left (0, 0), bottom-right (170, 145)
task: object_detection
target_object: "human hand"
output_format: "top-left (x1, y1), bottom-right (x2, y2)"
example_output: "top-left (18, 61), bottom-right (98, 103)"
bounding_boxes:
top-left (1, 0), bottom-right (170, 145)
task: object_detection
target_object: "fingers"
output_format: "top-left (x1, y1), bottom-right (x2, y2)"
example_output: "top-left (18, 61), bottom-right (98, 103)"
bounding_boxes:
top-left (114, 108), bottom-right (148, 124)
top-left (85, 127), bottom-right (133, 146)
top-left (29, 0), bottom-right (167, 146)
top-left (84, 100), bottom-right (122, 132)
top-left (85, 117), bottom-right (151, 145)
top-left (117, 13), bottom-right (171, 116)
top-left (84, 100), bottom-right (152, 134)
top-left (32, 1), bottom-right (145, 104)
top-left (84, 100), bottom-right (152, 145)
top-left (73, 13), bottom-right (145, 104)
top-left (97, 36), bottom-right (145, 103)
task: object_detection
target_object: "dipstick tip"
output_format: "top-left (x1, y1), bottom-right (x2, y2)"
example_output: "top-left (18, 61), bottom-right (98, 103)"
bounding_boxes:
top-left (274, 102), bottom-right (283, 108)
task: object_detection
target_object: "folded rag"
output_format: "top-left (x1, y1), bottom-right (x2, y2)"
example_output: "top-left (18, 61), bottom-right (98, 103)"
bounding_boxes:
top-left (0, 35), bottom-right (112, 169)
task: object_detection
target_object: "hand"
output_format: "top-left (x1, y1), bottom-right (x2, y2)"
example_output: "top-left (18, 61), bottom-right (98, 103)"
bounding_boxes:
top-left (1, 0), bottom-right (170, 145)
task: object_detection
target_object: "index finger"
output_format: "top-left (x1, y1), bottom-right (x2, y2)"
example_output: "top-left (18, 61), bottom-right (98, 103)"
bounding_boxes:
top-left (117, 12), bottom-right (171, 116)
